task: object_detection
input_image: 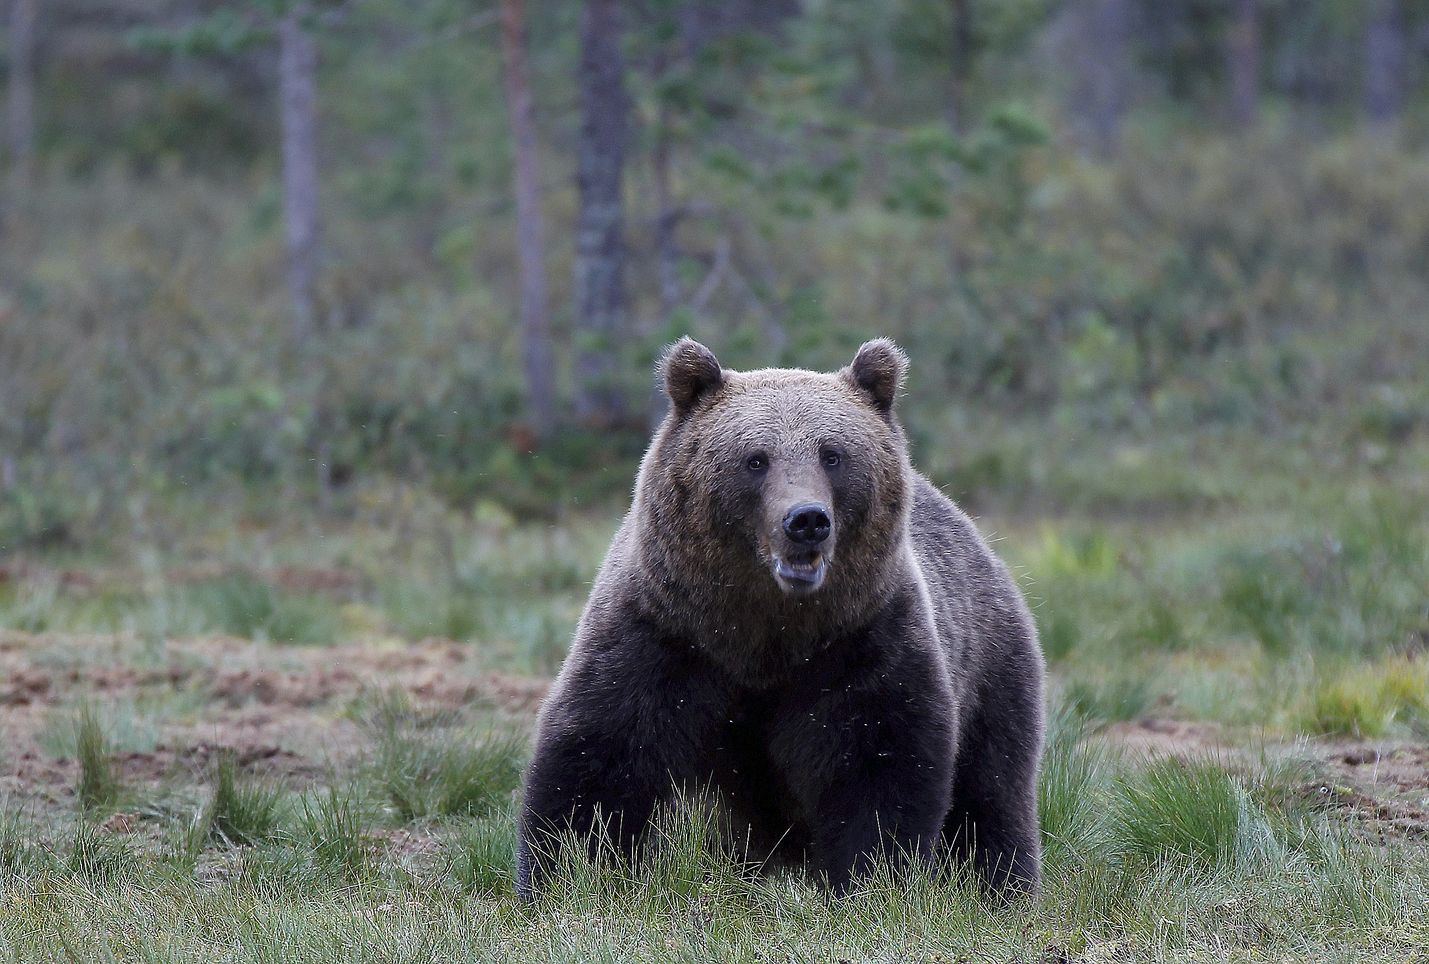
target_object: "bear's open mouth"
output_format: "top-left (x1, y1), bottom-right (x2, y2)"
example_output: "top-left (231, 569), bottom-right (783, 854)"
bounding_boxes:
top-left (773, 552), bottom-right (826, 593)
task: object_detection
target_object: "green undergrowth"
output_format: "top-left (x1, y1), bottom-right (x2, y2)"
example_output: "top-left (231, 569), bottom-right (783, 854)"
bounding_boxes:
top-left (191, 752), bottom-right (286, 850)
top-left (359, 690), bottom-right (526, 822)
top-left (1016, 479), bottom-right (1429, 736)
top-left (3, 448), bottom-right (1427, 734)
top-left (1, 709), bottom-right (1425, 961)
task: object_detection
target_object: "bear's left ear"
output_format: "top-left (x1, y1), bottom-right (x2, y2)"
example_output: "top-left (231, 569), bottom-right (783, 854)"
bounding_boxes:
top-left (660, 337), bottom-right (725, 413)
top-left (843, 338), bottom-right (908, 416)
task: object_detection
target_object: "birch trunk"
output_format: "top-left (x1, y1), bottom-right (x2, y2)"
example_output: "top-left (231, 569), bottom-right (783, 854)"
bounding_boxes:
top-left (1227, 0), bottom-right (1259, 129)
top-left (8, 0), bottom-right (37, 192)
top-left (573, 0), bottom-right (628, 427)
top-left (279, 6), bottom-right (320, 340)
top-left (1364, 0), bottom-right (1405, 130)
top-left (499, 0), bottom-right (556, 439)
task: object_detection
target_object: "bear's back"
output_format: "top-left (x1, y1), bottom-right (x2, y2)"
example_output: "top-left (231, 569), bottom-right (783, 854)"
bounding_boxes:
top-left (907, 474), bottom-right (1037, 701)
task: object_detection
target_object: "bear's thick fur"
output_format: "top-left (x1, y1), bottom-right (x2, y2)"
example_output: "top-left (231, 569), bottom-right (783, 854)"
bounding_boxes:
top-left (516, 338), bottom-right (1045, 897)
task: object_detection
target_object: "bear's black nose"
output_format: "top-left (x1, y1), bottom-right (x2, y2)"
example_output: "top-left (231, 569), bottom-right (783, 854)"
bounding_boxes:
top-left (783, 503), bottom-right (832, 546)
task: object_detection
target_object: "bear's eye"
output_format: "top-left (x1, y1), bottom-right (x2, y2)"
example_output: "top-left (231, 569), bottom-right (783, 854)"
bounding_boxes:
top-left (745, 453), bottom-right (768, 472)
top-left (820, 449), bottom-right (842, 469)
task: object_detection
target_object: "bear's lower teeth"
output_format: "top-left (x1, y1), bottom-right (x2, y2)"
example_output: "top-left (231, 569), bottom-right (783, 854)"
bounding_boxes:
top-left (776, 556), bottom-right (825, 585)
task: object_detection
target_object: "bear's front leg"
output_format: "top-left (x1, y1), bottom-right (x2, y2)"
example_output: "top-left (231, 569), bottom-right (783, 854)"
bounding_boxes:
top-left (516, 616), bottom-right (735, 899)
top-left (768, 641), bottom-right (956, 894)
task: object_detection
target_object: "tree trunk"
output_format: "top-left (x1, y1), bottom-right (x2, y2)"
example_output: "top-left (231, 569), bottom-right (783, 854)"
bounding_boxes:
top-left (946, 0), bottom-right (973, 133)
top-left (573, 0), bottom-right (629, 428)
top-left (651, 105), bottom-right (681, 322)
top-left (1227, 0), bottom-right (1259, 129)
top-left (1086, 0), bottom-right (1131, 158)
top-left (646, 100), bottom-right (682, 430)
top-left (278, 5), bottom-right (320, 340)
top-left (8, 0), bottom-right (36, 192)
top-left (499, 0), bottom-right (556, 440)
top-left (1363, 0), bottom-right (1405, 130)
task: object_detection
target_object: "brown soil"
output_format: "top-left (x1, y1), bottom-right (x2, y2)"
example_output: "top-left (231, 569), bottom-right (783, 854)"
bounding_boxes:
top-left (0, 628), bottom-right (547, 811)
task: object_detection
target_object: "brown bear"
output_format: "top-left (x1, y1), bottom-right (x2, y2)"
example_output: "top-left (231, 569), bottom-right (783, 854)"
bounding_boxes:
top-left (516, 338), bottom-right (1045, 897)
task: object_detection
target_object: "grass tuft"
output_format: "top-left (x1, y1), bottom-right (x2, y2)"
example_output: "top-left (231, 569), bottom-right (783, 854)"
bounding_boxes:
top-left (65, 820), bottom-right (135, 883)
top-left (444, 817), bottom-right (517, 895)
top-left (1064, 675), bottom-right (1151, 728)
top-left (74, 705), bottom-right (122, 812)
top-left (1220, 556), bottom-right (1304, 657)
top-left (362, 692), bottom-right (525, 822)
top-left (297, 787), bottom-right (371, 881)
top-left (1037, 707), bottom-right (1111, 870)
top-left (1114, 756), bottom-right (1249, 873)
top-left (192, 752), bottom-right (285, 850)
top-left (1300, 657), bottom-right (1428, 737)
top-left (0, 808), bottom-right (49, 877)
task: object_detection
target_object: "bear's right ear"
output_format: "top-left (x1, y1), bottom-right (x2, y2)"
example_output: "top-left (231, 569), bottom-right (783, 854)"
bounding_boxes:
top-left (660, 337), bottom-right (724, 413)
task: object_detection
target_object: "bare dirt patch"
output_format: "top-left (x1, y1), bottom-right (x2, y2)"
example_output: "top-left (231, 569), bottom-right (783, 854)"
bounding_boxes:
top-left (5, 626), bottom-right (1424, 847)
top-left (0, 629), bottom-right (545, 810)
top-left (1100, 717), bottom-right (1429, 842)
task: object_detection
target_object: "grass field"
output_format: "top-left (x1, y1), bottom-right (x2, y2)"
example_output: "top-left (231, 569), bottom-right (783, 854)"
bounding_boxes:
top-left (2, 434), bottom-right (1428, 961)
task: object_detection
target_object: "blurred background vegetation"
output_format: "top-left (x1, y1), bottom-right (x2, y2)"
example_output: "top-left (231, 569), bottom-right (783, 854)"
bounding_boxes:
top-left (1, 0), bottom-right (1427, 735)
top-left (1, 0), bottom-right (1426, 521)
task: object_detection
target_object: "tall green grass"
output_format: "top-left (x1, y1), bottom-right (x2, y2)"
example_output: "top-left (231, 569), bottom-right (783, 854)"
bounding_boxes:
top-left (73, 705), bottom-right (122, 813)
top-left (191, 752), bottom-right (286, 849)
top-left (360, 692), bottom-right (525, 823)
top-left (2, 733), bottom-right (1426, 960)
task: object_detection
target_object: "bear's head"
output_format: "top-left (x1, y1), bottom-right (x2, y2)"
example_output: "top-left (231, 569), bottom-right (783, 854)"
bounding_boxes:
top-left (635, 338), bottom-right (914, 667)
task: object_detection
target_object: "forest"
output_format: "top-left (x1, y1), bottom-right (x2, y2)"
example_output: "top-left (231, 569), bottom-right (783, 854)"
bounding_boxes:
top-left (0, 0), bottom-right (1426, 520)
top-left (1, 1), bottom-right (1428, 960)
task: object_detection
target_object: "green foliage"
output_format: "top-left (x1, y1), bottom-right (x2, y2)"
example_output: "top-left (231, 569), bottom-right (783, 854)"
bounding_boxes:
top-left (1213, 496), bottom-right (1429, 659)
top-left (0, 485), bottom-right (86, 552)
top-left (1220, 554), bottom-right (1305, 657)
top-left (1129, 594), bottom-right (1188, 652)
top-left (129, 10), bottom-right (269, 58)
top-left (6, 126), bottom-right (1429, 521)
top-left (1064, 675), bottom-right (1152, 728)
